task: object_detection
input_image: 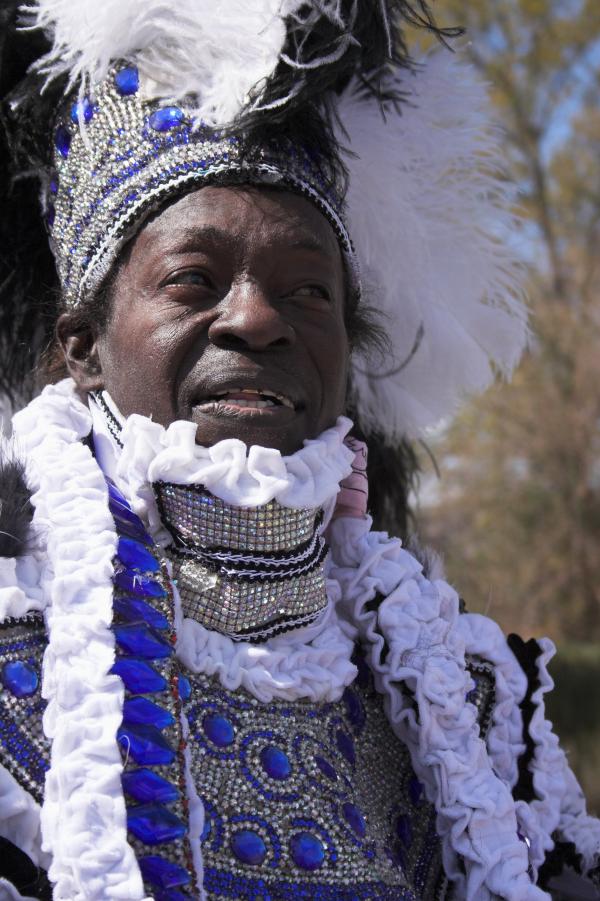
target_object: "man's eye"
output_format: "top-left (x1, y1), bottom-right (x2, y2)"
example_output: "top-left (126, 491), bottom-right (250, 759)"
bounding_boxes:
top-left (167, 270), bottom-right (212, 288)
top-left (289, 284), bottom-right (331, 301)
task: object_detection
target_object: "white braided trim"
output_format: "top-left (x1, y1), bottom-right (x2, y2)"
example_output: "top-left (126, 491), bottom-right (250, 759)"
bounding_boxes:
top-left (327, 515), bottom-right (548, 901)
top-left (11, 380), bottom-right (149, 900)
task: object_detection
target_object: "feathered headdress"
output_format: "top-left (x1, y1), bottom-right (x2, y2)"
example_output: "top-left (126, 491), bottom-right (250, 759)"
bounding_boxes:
top-left (1, 0), bottom-right (527, 440)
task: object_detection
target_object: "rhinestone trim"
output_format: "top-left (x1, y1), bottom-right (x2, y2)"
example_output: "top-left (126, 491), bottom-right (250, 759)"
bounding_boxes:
top-left (155, 483), bottom-right (329, 642)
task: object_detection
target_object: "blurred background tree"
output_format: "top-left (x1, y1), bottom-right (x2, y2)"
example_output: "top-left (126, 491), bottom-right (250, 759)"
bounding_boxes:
top-left (411, 0), bottom-right (600, 811)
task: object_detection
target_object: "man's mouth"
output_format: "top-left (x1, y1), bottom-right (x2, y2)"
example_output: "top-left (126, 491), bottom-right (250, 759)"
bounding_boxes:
top-left (194, 387), bottom-right (297, 414)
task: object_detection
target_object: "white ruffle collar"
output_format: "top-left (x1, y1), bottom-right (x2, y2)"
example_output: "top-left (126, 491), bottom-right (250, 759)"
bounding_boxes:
top-left (90, 390), bottom-right (355, 548)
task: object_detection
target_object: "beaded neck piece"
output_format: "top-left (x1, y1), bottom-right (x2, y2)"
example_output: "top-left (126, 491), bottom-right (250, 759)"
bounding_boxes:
top-left (155, 481), bottom-right (329, 643)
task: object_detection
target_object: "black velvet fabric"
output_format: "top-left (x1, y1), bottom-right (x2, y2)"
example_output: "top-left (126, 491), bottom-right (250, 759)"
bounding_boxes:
top-left (0, 837), bottom-right (52, 900)
top-left (507, 632), bottom-right (544, 804)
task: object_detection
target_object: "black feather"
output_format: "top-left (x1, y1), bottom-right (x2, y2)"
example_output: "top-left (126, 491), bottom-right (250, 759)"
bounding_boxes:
top-left (0, 1), bottom-right (61, 403)
top-left (0, 448), bottom-right (33, 558)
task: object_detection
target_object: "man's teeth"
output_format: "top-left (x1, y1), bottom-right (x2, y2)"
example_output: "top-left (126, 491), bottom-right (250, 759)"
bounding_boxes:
top-left (211, 389), bottom-right (294, 409)
top-left (223, 398), bottom-right (275, 408)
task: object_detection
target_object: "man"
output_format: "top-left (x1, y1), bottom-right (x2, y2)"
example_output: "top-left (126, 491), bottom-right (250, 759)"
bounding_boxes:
top-left (0, 1), bottom-right (598, 899)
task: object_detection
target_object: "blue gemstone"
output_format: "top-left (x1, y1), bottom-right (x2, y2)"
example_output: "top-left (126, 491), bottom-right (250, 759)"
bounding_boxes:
top-left (70, 97), bottom-right (94, 124)
top-left (111, 506), bottom-right (153, 544)
top-left (55, 125), bottom-right (71, 158)
top-left (178, 675), bottom-right (192, 701)
top-left (105, 478), bottom-right (130, 506)
top-left (123, 697), bottom-right (175, 729)
top-left (118, 723), bottom-right (175, 766)
top-left (49, 177), bottom-right (58, 195)
top-left (202, 713), bottom-right (235, 747)
top-left (343, 802), bottom-right (366, 838)
top-left (149, 106), bottom-right (185, 132)
top-left (336, 729), bottom-right (355, 766)
top-left (1, 661), bottom-right (39, 698)
top-left (343, 687), bottom-right (365, 732)
top-left (200, 818), bottom-right (211, 843)
top-left (260, 746), bottom-right (291, 780)
top-left (114, 623), bottom-right (172, 659)
top-left (117, 536), bottom-right (160, 573)
top-left (409, 777), bottom-right (425, 807)
top-left (314, 755), bottom-right (337, 782)
top-left (115, 66), bottom-right (139, 96)
top-left (155, 891), bottom-right (188, 901)
top-left (289, 832), bottom-right (325, 871)
top-left (395, 814), bottom-right (412, 847)
top-left (139, 855), bottom-right (191, 889)
top-left (230, 830), bottom-right (267, 866)
top-left (114, 568), bottom-right (166, 599)
top-left (122, 768), bottom-right (179, 804)
top-left (111, 658), bottom-right (167, 694)
top-left (127, 803), bottom-right (187, 845)
top-left (114, 596), bottom-right (170, 631)
top-left (46, 204), bottom-right (55, 227)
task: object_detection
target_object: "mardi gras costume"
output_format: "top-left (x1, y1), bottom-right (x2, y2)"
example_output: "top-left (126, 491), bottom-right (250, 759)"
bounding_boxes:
top-left (0, 2), bottom-right (599, 900)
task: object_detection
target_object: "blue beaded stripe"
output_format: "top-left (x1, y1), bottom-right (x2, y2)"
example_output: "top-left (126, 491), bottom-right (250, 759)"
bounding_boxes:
top-left (0, 707), bottom-right (49, 794)
top-left (203, 868), bottom-right (419, 900)
top-left (0, 621), bottom-right (50, 804)
top-left (105, 477), bottom-right (196, 898)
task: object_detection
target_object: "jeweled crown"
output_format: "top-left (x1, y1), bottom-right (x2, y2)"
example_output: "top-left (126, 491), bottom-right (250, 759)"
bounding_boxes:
top-left (48, 64), bottom-right (353, 308)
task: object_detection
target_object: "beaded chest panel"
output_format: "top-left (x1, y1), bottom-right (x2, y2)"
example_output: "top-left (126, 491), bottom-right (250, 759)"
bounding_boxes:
top-left (155, 483), bottom-right (329, 642)
top-left (0, 616), bottom-right (50, 806)
top-left (183, 662), bottom-right (449, 900)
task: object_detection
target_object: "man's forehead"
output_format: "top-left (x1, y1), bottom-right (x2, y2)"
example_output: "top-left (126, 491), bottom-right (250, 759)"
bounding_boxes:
top-left (138, 185), bottom-right (341, 257)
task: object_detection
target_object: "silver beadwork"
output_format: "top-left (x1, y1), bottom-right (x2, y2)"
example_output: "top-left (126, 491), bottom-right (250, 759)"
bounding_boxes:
top-left (155, 483), bottom-right (329, 641)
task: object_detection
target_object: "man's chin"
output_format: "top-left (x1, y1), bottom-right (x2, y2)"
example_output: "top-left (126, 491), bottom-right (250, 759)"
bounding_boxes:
top-left (190, 403), bottom-right (311, 455)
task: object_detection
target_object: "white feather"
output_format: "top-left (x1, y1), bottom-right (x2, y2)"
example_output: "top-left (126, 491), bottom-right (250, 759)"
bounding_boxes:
top-left (339, 53), bottom-right (529, 440)
top-left (23, 0), bottom-right (368, 125)
top-left (24, 0), bottom-right (304, 124)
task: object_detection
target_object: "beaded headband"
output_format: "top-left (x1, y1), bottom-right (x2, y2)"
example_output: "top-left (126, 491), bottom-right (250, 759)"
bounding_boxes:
top-left (48, 64), bottom-right (356, 308)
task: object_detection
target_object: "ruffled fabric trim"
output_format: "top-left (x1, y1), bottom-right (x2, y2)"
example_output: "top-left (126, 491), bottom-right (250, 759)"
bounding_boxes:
top-left (0, 764), bottom-right (48, 870)
top-left (524, 640), bottom-right (600, 877)
top-left (176, 575), bottom-right (357, 704)
top-left (327, 515), bottom-right (548, 901)
top-left (11, 381), bottom-right (147, 901)
top-left (0, 878), bottom-right (39, 901)
top-left (114, 411), bottom-right (354, 547)
top-left (457, 614), bottom-right (527, 791)
top-left (0, 555), bottom-right (46, 621)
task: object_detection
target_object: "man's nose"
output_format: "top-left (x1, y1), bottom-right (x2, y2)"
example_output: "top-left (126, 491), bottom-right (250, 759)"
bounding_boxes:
top-left (208, 282), bottom-right (295, 351)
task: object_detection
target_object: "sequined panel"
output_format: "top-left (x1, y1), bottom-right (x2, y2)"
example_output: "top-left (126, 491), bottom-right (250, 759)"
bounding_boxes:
top-left (0, 616), bottom-right (50, 804)
top-left (156, 484), bottom-right (319, 554)
top-left (170, 554), bottom-right (327, 641)
top-left (182, 658), bottom-right (447, 900)
top-left (156, 483), bottom-right (330, 641)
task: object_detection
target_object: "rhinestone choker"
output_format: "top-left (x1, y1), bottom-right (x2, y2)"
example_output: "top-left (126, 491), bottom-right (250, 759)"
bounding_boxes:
top-left (154, 482), bottom-right (329, 642)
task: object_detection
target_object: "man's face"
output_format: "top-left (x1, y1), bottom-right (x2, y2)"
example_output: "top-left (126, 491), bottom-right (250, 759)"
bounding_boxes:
top-left (86, 186), bottom-right (349, 455)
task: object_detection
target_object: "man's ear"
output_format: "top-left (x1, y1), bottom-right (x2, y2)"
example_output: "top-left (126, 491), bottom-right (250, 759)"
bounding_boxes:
top-left (56, 313), bottom-right (104, 393)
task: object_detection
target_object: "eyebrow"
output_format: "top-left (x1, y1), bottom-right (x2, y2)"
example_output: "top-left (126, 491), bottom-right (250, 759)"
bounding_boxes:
top-left (162, 225), bottom-right (336, 259)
